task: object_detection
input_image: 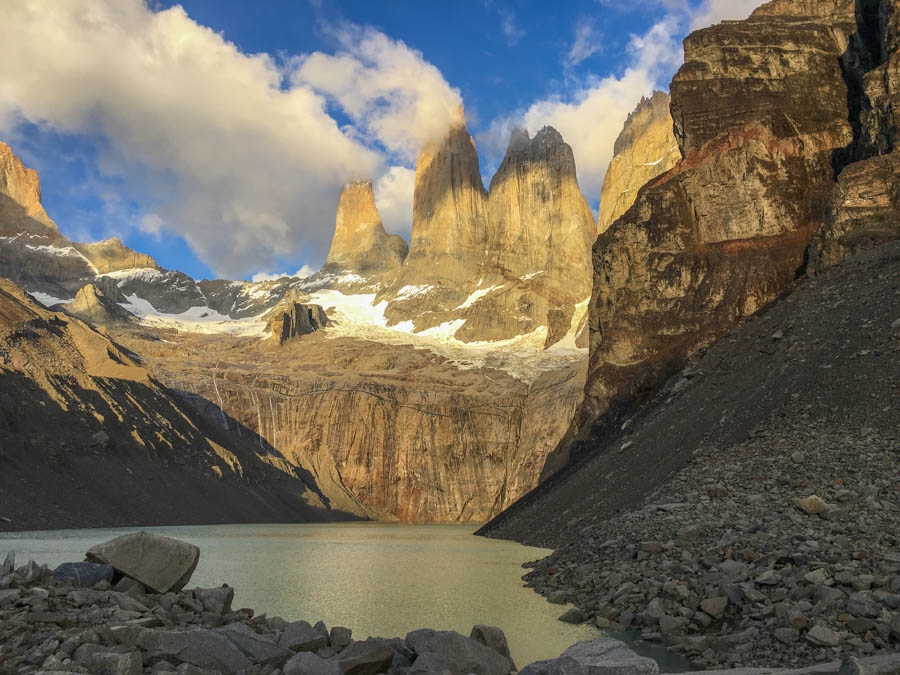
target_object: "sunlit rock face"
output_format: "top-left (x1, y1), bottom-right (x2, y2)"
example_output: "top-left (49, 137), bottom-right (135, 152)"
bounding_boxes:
top-left (551, 0), bottom-right (865, 473)
top-left (380, 116), bottom-right (596, 347)
top-left (323, 180), bottom-right (408, 277)
top-left (597, 92), bottom-right (681, 234)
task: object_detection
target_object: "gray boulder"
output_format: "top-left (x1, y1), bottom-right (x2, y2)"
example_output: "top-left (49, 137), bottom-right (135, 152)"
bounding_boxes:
top-left (219, 622), bottom-right (292, 667)
top-left (86, 531), bottom-right (199, 593)
top-left (51, 561), bottom-right (114, 587)
top-left (113, 626), bottom-right (253, 671)
top-left (285, 651), bottom-right (341, 675)
top-left (192, 586), bottom-right (233, 615)
top-left (331, 637), bottom-right (397, 675)
top-left (2, 550), bottom-right (14, 575)
top-left (470, 624), bottom-right (515, 669)
top-left (518, 638), bottom-right (659, 675)
top-left (330, 626), bottom-right (353, 651)
top-left (406, 628), bottom-right (513, 675)
top-left (278, 619), bottom-right (329, 652)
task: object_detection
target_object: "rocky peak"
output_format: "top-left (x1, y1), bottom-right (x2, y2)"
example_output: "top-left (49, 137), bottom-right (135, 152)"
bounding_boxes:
top-left (66, 282), bottom-right (134, 325)
top-left (323, 180), bottom-right (408, 276)
top-left (75, 237), bottom-right (160, 275)
top-left (0, 141), bottom-right (59, 237)
top-left (597, 91), bottom-right (680, 233)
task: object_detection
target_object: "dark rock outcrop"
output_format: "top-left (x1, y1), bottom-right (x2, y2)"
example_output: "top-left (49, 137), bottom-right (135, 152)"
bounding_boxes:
top-left (268, 301), bottom-right (330, 343)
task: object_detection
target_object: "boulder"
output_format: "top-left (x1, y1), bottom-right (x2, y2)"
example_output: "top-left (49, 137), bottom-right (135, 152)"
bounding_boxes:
top-left (278, 619), bottom-right (329, 652)
top-left (331, 637), bottom-right (397, 675)
top-left (559, 607), bottom-right (586, 624)
top-left (218, 623), bottom-right (292, 667)
top-left (191, 586), bottom-right (233, 615)
top-left (518, 638), bottom-right (658, 675)
top-left (86, 532), bottom-right (199, 593)
top-left (406, 629), bottom-right (513, 675)
top-left (330, 626), bottom-right (353, 651)
top-left (120, 626), bottom-right (253, 671)
top-left (796, 496), bottom-right (829, 515)
top-left (470, 624), bottom-right (514, 668)
top-left (285, 651), bottom-right (341, 675)
top-left (51, 561), bottom-right (114, 588)
top-left (2, 550), bottom-right (13, 575)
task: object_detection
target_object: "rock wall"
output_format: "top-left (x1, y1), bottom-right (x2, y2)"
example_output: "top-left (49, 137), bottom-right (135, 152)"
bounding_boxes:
top-left (267, 302), bottom-right (330, 343)
top-left (381, 119), bottom-right (596, 346)
top-left (124, 331), bottom-right (586, 523)
top-left (554, 0), bottom-right (862, 470)
top-left (597, 92), bottom-right (681, 234)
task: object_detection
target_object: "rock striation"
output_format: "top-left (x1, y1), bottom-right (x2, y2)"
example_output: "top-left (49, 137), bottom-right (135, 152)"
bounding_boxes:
top-left (323, 180), bottom-right (408, 279)
top-left (597, 92), bottom-right (680, 234)
top-left (557, 0), bottom-right (879, 464)
top-left (381, 116), bottom-right (596, 346)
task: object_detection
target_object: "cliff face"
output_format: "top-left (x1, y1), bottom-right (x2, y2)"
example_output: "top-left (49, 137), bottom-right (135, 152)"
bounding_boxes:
top-left (557, 0), bottom-right (863, 467)
top-left (118, 329), bottom-right (586, 523)
top-left (0, 278), bottom-right (355, 530)
top-left (381, 121), bottom-right (596, 346)
top-left (323, 181), bottom-right (408, 279)
top-left (267, 301), bottom-right (330, 343)
top-left (0, 141), bottom-right (58, 237)
top-left (597, 92), bottom-right (680, 233)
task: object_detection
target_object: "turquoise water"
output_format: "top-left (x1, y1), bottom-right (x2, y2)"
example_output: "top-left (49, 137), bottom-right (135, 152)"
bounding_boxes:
top-left (1, 522), bottom-right (599, 666)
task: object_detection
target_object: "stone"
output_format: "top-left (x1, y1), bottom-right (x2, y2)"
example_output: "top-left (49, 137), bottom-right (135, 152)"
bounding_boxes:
top-left (124, 626), bottom-right (253, 671)
top-left (114, 577), bottom-right (146, 597)
top-left (405, 628), bottom-right (513, 675)
top-left (86, 532), bottom-right (199, 594)
top-left (470, 624), bottom-right (514, 667)
top-left (518, 638), bottom-right (658, 675)
top-left (285, 651), bottom-right (341, 675)
top-left (218, 622), bottom-right (292, 667)
top-left (796, 496), bottom-right (829, 515)
top-left (267, 301), bottom-right (331, 343)
top-left (847, 592), bottom-right (881, 618)
top-left (331, 637), bottom-right (397, 675)
top-left (279, 619), bottom-right (329, 652)
top-left (806, 622), bottom-right (843, 647)
top-left (330, 626), bottom-right (353, 651)
top-left (548, 590), bottom-right (568, 604)
top-left (754, 570), bottom-right (782, 586)
top-left (2, 550), bottom-right (13, 575)
top-left (51, 561), bottom-right (114, 588)
top-left (78, 649), bottom-right (142, 675)
top-left (559, 607), bottom-right (586, 624)
top-left (700, 597), bottom-right (728, 619)
top-left (805, 568), bottom-right (832, 585)
top-left (192, 586), bottom-right (233, 615)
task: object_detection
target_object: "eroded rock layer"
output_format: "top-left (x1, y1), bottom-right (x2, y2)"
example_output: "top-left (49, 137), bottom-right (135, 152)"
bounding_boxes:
top-left (557, 0), bottom-right (862, 469)
top-left (597, 92), bottom-right (680, 234)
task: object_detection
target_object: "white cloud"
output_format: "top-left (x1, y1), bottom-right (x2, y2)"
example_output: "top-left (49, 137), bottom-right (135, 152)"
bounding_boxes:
top-left (251, 265), bottom-right (315, 283)
top-left (479, 13), bottom-right (683, 201)
top-left (498, 8), bottom-right (526, 47)
top-left (374, 166), bottom-right (416, 239)
top-left (479, 0), bottom-right (763, 203)
top-left (567, 20), bottom-right (603, 68)
top-left (689, 0), bottom-right (762, 29)
top-left (0, 1), bottom-right (460, 279)
top-left (294, 25), bottom-right (463, 163)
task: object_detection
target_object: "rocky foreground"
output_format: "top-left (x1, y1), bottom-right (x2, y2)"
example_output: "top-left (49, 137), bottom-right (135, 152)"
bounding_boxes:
top-left (1, 531), bottom-right (899, 675)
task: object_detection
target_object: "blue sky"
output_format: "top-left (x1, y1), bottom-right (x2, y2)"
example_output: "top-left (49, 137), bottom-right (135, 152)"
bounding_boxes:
top-left (0, 0), bottom-right (761, 281)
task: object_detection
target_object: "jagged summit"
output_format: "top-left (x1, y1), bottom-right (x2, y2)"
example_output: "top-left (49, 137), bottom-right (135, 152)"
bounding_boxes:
top-left (598, 91), bottom-right (680, 233)
top-left (323, 180), bottom-right (407, 277)
top-left (0, 141), bottom-right (58, 237)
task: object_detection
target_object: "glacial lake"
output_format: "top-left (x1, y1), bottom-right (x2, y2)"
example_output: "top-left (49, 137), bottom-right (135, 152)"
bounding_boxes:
top-left (0, 523), bottom-right (683, 668)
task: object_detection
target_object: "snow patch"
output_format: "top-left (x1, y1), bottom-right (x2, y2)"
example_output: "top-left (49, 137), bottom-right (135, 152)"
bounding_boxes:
top-left (101, 267), bottom-right (165, 282)
top-left (31, 292), bottom-right (71, 308)
top-left (393, 284), bottom-right (433, 301)
top-left (455, 284), bottom-right (503, 310)
top-left (119, 294), bottom-right (267, 337)
top-left (641, 158), bottom-right (663, 167)
top-left (521, 270), bottom-right (544, 281)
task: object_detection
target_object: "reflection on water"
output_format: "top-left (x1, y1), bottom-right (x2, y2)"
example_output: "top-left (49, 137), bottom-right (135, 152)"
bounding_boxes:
top-left (1, 523), bottom-right (600, 666)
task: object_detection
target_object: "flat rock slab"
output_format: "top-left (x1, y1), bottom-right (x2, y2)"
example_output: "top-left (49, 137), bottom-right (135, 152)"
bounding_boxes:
top-left (406, 629), bottom-right (513, 675)
top-left (86, 531), bottom-right (199, 594)
top-left (519, 638), bottom-right (658, 675)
